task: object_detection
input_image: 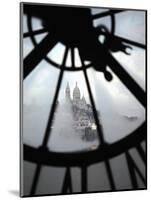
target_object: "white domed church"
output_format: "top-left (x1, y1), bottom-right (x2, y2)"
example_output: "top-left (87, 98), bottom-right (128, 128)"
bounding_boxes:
top-left (64, 82), bottom-right (99, 141)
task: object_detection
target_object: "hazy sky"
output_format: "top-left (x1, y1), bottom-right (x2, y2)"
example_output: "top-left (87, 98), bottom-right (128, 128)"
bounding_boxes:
top-left (22, 7), bottom-right (146, 196)
top-left (23, 8), bottom-right (146, 149)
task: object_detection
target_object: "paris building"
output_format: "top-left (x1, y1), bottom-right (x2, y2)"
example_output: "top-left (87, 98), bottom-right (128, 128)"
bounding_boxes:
top-left (63, 82), bottom-right (99, 141)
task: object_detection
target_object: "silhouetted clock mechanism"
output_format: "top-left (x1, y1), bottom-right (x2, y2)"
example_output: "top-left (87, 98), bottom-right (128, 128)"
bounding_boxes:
top-left (21, 3), bottom-right (147, 197)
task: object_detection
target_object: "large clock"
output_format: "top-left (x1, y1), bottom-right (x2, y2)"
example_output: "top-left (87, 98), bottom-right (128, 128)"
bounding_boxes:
top-left (21, 3), bottom-right (147, 197)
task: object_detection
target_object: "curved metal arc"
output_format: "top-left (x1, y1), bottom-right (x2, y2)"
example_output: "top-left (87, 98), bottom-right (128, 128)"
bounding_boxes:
top-left (29, 47), bottom-right (69, 195)
top-left (26, 14), bottom-right (92, 71)
top-left (81, 56), bottom-right (116, 190)
top-left (25, 8), bottom-right (117, 72)
top-left (22, 5), bottom-right (147, 194)
top-left (24, 122), bottom-right (146, 167)
top-left (23, 33), bottom-right (57, 79)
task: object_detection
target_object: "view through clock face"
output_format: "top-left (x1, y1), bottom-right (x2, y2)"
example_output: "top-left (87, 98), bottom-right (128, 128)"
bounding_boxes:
top-left (21, 3), bottom-right (147, 197)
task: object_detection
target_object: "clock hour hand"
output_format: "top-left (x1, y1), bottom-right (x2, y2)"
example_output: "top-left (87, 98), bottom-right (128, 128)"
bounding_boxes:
top-left (79, 35), bottom-right (113, 81)
top-left (96, 25), bottom-right (133, 55)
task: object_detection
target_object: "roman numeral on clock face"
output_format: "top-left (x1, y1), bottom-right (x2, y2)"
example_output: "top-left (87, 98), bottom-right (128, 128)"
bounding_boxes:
top-left (125, 143), bottom-right (146, 189)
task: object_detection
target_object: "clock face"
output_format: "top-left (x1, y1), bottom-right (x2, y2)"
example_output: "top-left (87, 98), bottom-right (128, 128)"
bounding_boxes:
top-left (21, 3), bottom-right (147, 197)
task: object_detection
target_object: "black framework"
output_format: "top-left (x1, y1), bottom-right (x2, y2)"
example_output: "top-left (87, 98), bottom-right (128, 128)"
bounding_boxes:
top-left (21, 2), bottom-right (147, 197)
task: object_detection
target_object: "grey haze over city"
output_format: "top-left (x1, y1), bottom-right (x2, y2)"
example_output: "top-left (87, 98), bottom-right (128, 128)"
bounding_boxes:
top-left (23, 9), bottom-right (145, 151)
top-left (22, 8), bottom-right (146, 195)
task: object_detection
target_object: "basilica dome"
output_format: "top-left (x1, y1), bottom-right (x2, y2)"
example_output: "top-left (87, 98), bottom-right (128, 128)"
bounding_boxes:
top-left (73, 82), bottom-right (80, 100)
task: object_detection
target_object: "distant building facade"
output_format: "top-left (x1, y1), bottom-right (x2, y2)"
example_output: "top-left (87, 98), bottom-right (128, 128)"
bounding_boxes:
top-left (64, 82), bottom-right (99, 141)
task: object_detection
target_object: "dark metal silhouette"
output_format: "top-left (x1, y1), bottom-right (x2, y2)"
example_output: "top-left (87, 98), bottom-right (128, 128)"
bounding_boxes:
top-left (62, 167), bottom-right (73, 193)
top-left (126, 151), bottom-right (146, 189)
top-left (22, 3), bottom-right (147, 197)
top-left (24, 122), bottom-right (146, 166)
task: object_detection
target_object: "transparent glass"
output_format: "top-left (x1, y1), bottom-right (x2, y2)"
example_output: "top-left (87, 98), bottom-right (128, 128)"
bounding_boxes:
top-left (48, 71), bottom-right (100, 152)
top-left (87, 68), bottom-right (145, 143)
top-left (23, 60), bottom-right (59, 147)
